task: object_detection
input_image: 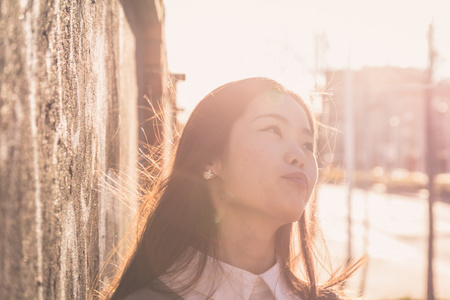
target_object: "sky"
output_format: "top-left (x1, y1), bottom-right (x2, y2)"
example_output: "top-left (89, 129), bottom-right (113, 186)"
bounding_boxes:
top-left (164, 0), bottom-right (450, 120)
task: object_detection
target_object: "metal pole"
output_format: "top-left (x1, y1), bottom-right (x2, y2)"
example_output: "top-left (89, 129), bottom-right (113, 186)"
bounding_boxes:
top-left (344, 64), bottom-right (354, 263)
top-left (425, 21), bottom-right (436, 300)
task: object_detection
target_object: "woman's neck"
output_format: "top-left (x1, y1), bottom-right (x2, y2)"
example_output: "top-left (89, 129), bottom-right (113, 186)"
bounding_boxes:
top-left (214, 210), bottom-right (278, 274)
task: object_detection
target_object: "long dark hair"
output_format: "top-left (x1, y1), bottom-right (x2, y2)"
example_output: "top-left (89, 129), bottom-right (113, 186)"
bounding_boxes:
top-left (102, 77), bottom-right (364, 300)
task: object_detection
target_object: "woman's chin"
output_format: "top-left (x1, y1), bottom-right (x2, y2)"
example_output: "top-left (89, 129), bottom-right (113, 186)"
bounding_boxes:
top-left (275, 207), bottom-right (306, 225)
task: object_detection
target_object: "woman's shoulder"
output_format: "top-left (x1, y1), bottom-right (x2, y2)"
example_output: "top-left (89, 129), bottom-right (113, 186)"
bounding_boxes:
top-left (123, 287), bottom-right (184, 300)
top-left (317, 289), bottom-right (344, 300)
top-left (317, 288), bottom-right (364, 300)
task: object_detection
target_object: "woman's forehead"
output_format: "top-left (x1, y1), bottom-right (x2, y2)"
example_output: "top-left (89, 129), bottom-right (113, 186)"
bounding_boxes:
top-left (244, 91), bottom-right (310, 125)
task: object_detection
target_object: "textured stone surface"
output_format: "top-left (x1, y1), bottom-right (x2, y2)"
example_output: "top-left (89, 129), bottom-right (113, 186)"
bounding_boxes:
top-left (0, 0), bottom-right (140, 298)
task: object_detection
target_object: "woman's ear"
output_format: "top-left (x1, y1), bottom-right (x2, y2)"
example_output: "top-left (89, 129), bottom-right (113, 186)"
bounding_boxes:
top-left (203, 159), bottom-right (222, 180)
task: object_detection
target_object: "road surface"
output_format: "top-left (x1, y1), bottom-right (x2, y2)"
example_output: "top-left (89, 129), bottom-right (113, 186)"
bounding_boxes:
top-left (316, 184), bottom-right (450, 300)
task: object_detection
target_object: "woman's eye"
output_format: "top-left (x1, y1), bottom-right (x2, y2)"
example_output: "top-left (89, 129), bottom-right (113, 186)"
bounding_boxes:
top-left (302, 143), bottom-right (314, 151)
top-left (264, 126), bottom-right (282, 137)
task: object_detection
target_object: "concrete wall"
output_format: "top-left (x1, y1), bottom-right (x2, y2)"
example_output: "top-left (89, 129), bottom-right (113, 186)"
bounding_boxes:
top-left (0, 0), bottom-right (145, 298)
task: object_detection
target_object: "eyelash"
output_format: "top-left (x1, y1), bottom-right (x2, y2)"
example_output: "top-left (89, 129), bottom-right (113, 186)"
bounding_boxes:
top-left (263, 125), bottom-right (314, 152)
top-left (302, 143), bottom-right (314, 152)
top-left (264, 125), bottom-right (282, 136)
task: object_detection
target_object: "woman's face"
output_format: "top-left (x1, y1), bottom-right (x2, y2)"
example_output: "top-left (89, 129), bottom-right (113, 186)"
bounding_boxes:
top-left (212, 91), bottom-right (318, 226)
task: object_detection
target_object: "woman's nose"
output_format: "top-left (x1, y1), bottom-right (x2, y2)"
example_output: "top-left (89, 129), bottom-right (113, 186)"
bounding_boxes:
top-left (285, 144), bottom-right (306, 168)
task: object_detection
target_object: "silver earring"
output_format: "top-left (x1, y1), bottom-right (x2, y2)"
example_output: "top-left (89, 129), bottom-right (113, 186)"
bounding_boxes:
top-left (203, 170), bottom-right (215, 180)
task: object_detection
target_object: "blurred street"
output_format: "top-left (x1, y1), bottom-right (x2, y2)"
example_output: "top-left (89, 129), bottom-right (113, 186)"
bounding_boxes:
top-left (316, 184), bottom-right (450, 300)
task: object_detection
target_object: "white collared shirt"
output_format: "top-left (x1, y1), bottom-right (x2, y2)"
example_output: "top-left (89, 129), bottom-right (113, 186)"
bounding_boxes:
top-left (159, 253), bottom-right (301, 300)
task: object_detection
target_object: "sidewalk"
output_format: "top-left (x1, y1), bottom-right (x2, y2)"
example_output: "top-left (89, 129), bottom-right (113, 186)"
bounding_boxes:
top-left (316, 184), bottom-right (450, 300)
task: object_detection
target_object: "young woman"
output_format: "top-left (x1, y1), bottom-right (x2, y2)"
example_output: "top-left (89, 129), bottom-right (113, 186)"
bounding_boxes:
top-left (102, 77), bottom-right (363, 300)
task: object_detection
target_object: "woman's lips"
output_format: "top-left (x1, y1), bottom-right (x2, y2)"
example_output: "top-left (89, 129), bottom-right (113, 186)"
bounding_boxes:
top-left (281, 172), bottom-right (309, 188)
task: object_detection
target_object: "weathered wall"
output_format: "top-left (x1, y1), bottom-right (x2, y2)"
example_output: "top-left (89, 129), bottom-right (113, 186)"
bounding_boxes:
top-left (0, 0), bottom-right (141, 298)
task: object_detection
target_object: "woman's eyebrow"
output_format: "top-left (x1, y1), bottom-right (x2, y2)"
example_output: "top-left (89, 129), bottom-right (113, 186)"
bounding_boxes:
top-left (254, 113), bottom-right (313, 137)
top-left (253, 113), bottom-right (288, 123)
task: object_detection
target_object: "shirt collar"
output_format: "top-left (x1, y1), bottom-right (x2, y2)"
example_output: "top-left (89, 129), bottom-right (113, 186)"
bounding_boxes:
top-left (160, 252), bottom-right (295, 300)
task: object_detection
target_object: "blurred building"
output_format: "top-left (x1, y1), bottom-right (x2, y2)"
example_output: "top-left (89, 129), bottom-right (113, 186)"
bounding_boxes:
top-left (322, 66), bottom-right (450, 174)
top-left (121, 0), bottom-right (183, 149)
top-left (434, 81), bottom-right (450, 173)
